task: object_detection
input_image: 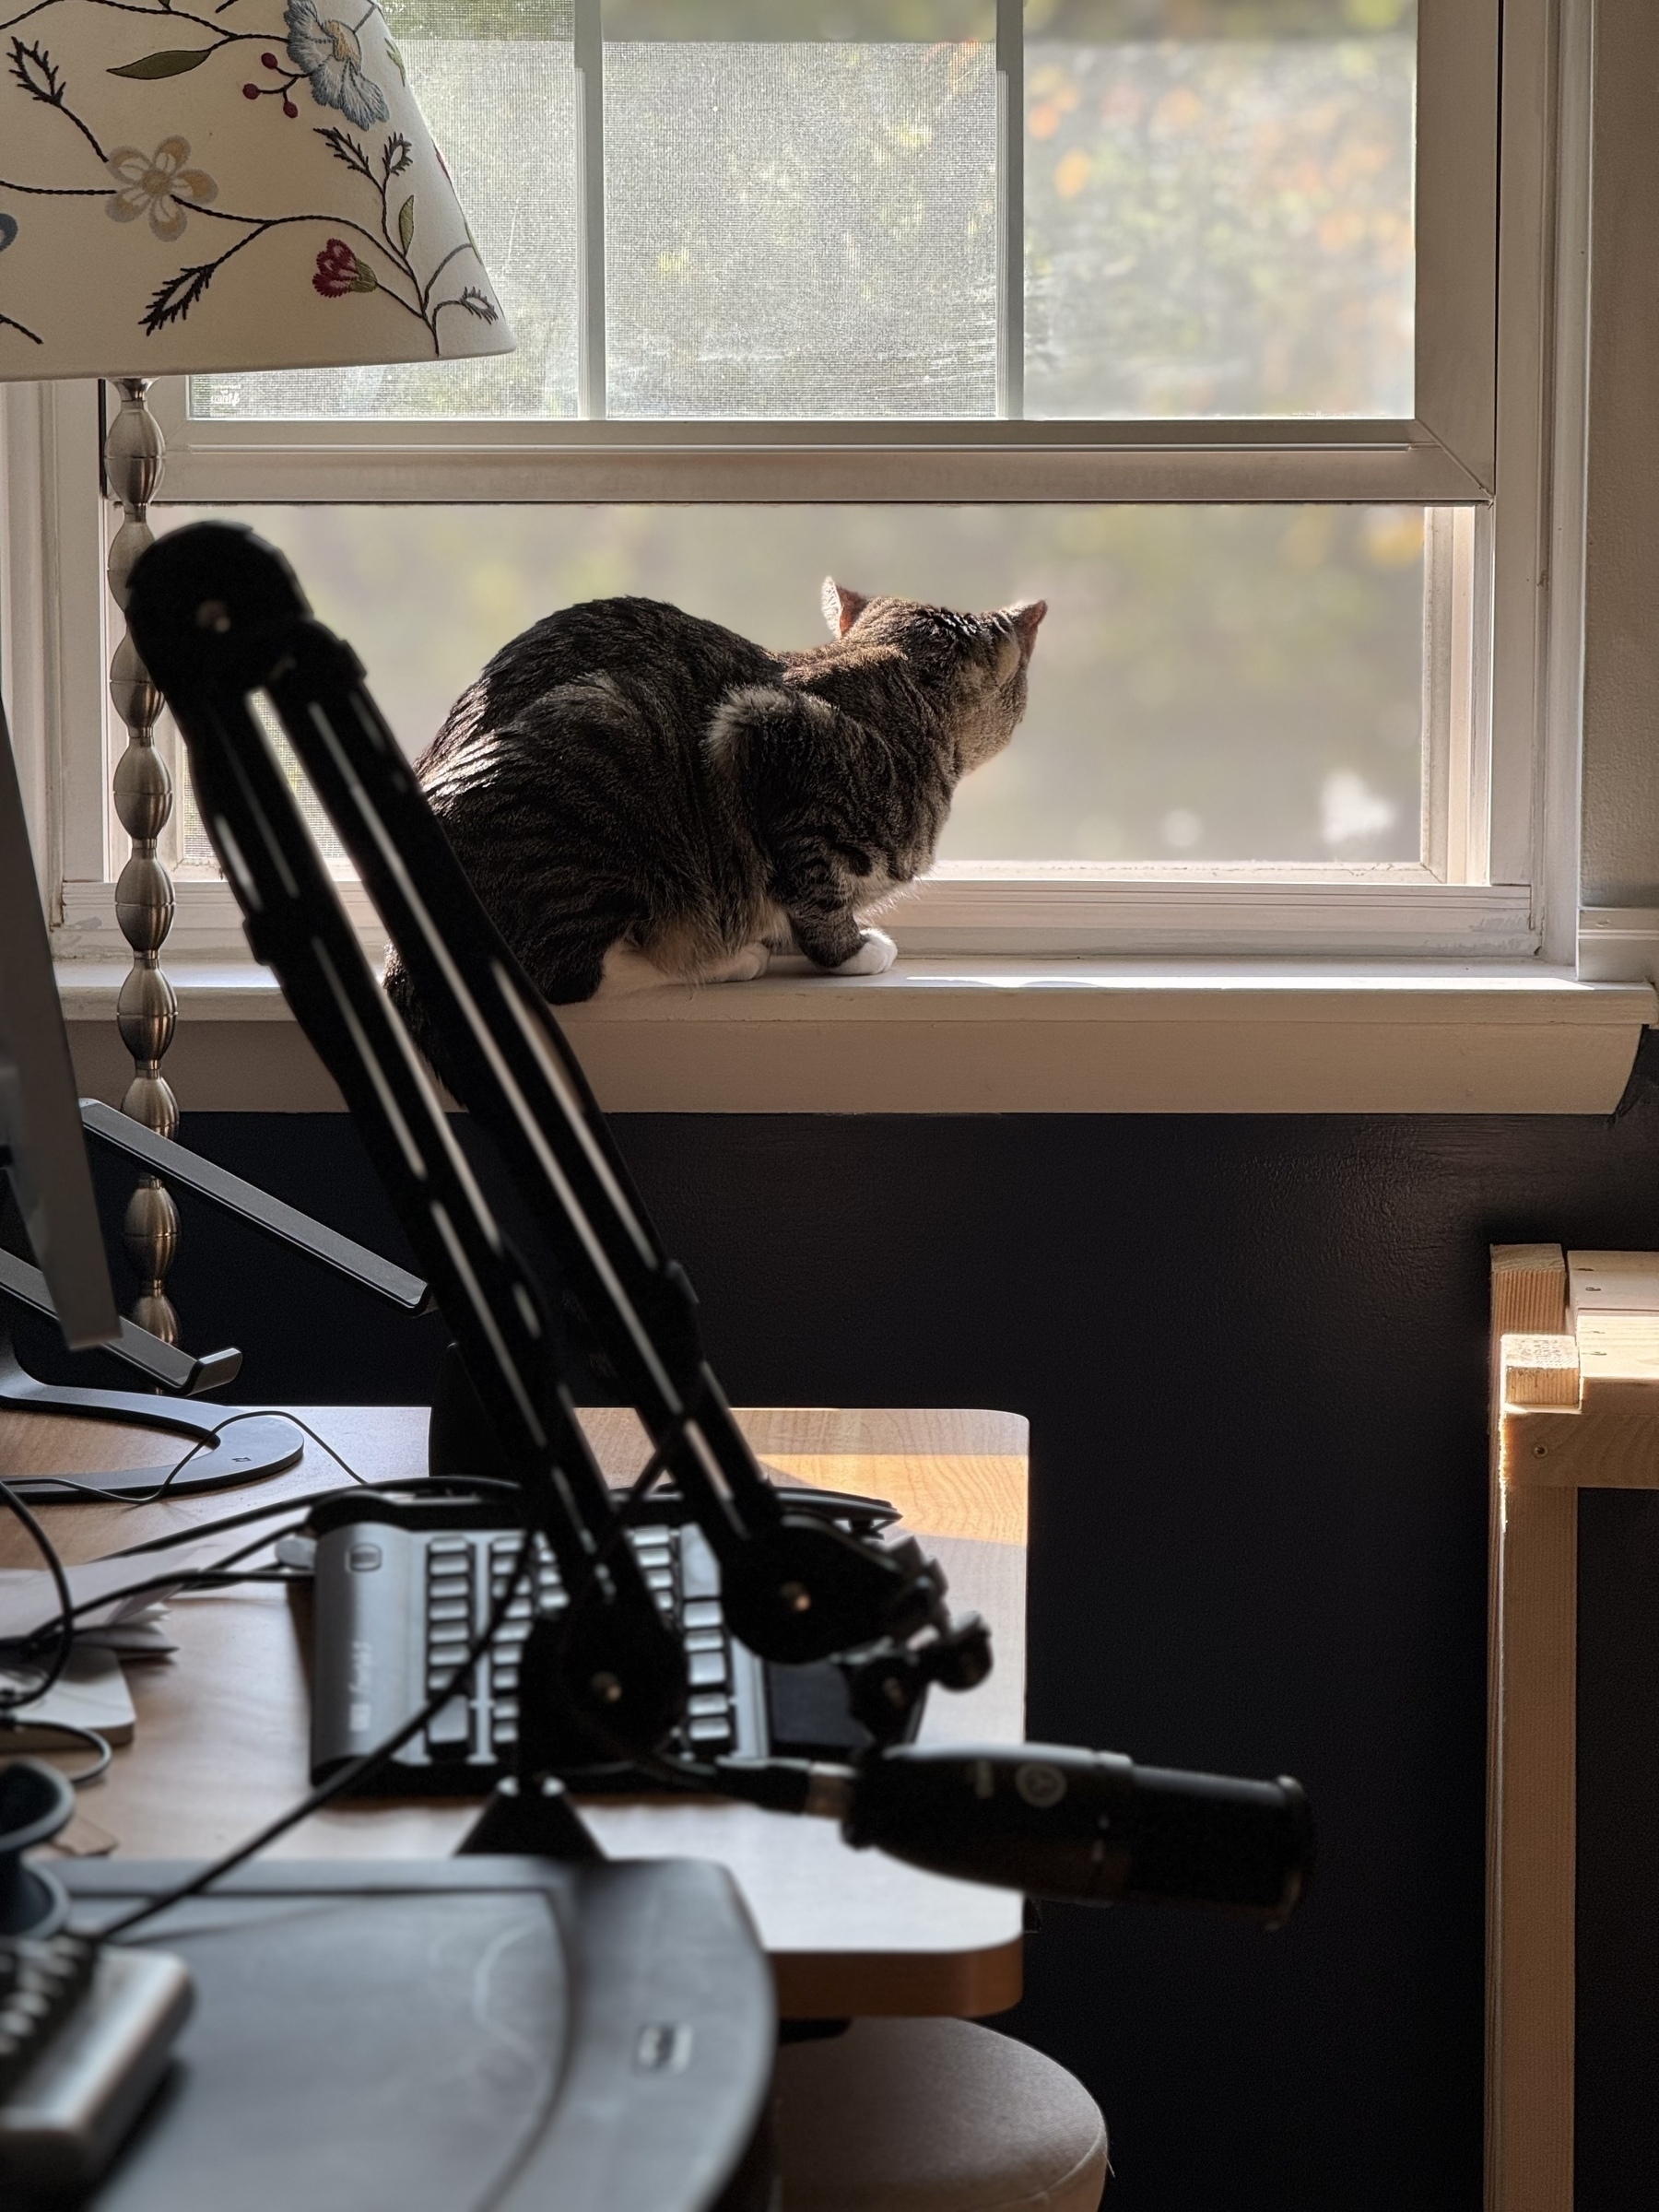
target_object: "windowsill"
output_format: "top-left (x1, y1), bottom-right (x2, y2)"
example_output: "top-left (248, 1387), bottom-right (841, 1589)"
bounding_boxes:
top-left (54, 953), bottom-right (1655, 1114)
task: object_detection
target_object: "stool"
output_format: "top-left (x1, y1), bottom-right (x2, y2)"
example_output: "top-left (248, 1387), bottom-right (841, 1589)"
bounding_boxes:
top-left (774, 2018), bottom-right (1108, 2211)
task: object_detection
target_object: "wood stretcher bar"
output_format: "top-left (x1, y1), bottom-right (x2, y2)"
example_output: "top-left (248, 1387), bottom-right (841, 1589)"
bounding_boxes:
top-left (1487, 1244), bottom-right (1659, 2212)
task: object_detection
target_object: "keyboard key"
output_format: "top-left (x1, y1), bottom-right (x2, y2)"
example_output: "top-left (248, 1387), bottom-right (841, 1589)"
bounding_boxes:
top-left (491, 1667), bottom-right (519, 1693)
top-left (426, 1697), bottom-right (471, 1754)
top-left (684, 1629), bottom-right (724, 1654)
top-left (688, 1691), bottom-right (729, 1718)
top-left (688, 1650), bottom-right (729, 1689)
top-left (688, 1716), bottom-right (734, 1747)
top-left (679, 1529), bottom-right (720, 1599)
top-left (492, 1718), bottom-right (519, 1747)
top-left (682, 1599), bottom-right (722, 1631)
top-left (429, 1538), bottom-right (470, 1558)
top-left (427, 1598), bottom-right (470, 1625)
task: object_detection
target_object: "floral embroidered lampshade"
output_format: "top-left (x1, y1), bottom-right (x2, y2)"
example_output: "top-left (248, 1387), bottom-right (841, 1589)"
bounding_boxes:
top-left (0, 0), bottom-right (513, 378)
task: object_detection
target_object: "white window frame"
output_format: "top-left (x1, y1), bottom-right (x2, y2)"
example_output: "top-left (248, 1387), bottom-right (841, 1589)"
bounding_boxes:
top-left (3, 0), bottom-right (1592, 976)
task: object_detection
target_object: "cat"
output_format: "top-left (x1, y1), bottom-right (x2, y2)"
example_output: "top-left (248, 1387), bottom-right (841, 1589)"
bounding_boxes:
top-left (384, 577), bottom-right (1045, 1077)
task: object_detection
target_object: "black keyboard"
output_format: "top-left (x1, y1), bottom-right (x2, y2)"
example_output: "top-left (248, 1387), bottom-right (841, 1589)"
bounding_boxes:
top-left (306, 1488), bottom-right (911, 1794)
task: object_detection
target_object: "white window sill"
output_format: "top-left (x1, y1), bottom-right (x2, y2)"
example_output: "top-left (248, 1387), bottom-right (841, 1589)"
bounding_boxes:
top-left (55, 954), bottom-right (1655, 1114)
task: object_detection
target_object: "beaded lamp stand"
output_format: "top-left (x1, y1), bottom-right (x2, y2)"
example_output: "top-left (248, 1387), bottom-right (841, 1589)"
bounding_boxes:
top-left (103, 379), bottom-right (180, 1345)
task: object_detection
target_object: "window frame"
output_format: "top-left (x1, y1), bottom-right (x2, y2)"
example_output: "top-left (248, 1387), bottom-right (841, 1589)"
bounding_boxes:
top-left (3, 0), bottom-right (1591, 979)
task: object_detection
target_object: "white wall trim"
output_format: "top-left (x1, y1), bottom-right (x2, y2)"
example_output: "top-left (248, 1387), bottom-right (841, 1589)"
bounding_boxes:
top-left (56, 956), bottom-right (1654, 1116)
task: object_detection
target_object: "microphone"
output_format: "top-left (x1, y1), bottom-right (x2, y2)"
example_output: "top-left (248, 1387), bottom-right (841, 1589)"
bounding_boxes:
top-left (720, 1743), bottom-right (1313, 1929)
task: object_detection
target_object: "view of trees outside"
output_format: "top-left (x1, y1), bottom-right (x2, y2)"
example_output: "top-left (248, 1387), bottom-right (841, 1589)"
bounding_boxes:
top-left (159, 501), bottom-right (1427, 869)
top-left (176, 2), bottom-right (1426, 870)
top-left (1025, 1), bottom-right (1415, 417)
top-left (191, 0), bottom-right (1415, 421)
top-left (604, 33), bottom-right (997, 417)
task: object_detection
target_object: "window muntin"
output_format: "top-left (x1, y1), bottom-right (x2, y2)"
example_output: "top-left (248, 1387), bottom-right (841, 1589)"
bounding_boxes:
top-left (159, 499), bottom-right (1431, 871)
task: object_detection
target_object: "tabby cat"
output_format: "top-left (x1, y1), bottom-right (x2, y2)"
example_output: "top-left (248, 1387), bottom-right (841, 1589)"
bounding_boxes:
top-left (384, 578), bottom-right (1045, 1074)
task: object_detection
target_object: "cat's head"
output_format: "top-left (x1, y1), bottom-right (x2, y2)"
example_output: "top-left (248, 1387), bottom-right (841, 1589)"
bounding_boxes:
top-left (821, 579), bottom-right (1047, 771)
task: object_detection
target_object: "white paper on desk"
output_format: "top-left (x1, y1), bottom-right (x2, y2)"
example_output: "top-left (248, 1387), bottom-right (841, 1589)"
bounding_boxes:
top-left (0, 1540), bottom-right (244, 1646)
top-left (0, 1648), bottom-right (137, 1745)
top-left (76, 1615), bottom-right (178, 1658)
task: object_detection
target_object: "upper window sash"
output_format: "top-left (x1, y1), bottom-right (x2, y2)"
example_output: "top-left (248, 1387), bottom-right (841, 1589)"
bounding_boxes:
top-left (148, 0), bottom-right (1497, 509)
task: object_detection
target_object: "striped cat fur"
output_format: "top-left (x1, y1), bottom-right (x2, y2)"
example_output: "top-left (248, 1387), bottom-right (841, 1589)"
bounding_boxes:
top-left (385, 577), bottom-right (1044, 1083)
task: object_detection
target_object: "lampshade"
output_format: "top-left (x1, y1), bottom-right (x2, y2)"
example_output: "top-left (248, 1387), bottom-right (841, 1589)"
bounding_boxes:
top-left (0, 0), bottom-right (514, 380)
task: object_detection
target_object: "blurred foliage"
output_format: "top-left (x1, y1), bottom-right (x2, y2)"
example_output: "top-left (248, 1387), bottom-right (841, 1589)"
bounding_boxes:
top-left (379, 1), bottom-right (1409, 41)
top-left (606, 2), bottom-right (994, 35)
top-left (183, 1), bottom-right (1425, 865)
top-left (198, 12), bottom-right (1413, 423)
top-left (606, 39), bottom-right (996, 417)
top-left (382, 0), bottom-right (571, 39)
top-left (1026, 32), bottom-right (1414, 415)
top-left (160, 502), bottom-right (1427, 866)
top-left (1030, 0), bottom-right (1411, 37)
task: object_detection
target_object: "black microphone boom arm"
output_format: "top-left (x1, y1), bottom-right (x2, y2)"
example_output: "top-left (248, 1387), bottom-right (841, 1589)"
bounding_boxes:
top-left (126, 523), bottom-right (984, 1766)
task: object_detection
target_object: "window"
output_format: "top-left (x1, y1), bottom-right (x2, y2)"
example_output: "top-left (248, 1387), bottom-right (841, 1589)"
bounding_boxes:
top-left (13, 0), bottom-right (1583, 976)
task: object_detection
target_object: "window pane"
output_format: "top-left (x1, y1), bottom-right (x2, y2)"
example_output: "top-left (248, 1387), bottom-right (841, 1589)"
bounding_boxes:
top-left (190, 0), bottom-right (579, 422)
top-left (1025, 0), bottom-right (1417, 418)
top-left (159, 501), bottom-right (1427, 867)
top-left (603, 14), bottom-right (997, 418)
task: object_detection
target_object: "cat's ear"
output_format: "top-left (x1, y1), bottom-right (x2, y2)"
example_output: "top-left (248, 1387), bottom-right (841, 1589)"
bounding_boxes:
top-left (1009, 599), bottom-right (1048, 649)
top-left (822, 577), bottom-right (868, 638)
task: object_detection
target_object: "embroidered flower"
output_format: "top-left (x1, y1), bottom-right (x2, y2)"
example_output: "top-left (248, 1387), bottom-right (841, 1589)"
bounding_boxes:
top-left (312, 239), bottom-right (378, 297)
top-left (104, 139), bottom-right (217, 242)
top-left (285, 1), bottom-right (389, 129)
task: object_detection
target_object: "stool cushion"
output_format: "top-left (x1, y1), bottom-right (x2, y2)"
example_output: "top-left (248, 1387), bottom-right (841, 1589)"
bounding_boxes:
top-left (774, 2018), bottom-right (1108, 2212)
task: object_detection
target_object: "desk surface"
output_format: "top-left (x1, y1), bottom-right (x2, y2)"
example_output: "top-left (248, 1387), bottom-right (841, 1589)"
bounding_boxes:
top-left (0, 1403), bottom-right (1028, 2018)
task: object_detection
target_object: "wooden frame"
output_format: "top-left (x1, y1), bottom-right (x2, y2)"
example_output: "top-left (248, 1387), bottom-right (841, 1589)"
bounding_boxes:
top-left (1487, 1242), bottom-right (1659, 2212)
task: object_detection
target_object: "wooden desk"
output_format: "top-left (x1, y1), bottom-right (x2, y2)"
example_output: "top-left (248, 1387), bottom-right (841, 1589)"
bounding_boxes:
top-left (0, 1404), bottom-right (1028, 2018)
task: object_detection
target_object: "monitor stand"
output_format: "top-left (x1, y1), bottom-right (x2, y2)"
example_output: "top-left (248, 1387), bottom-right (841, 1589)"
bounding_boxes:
top-left (0, 1312), bottom-right (303, 1502)
top-left (0, 1112), bottom-right (429, 1503)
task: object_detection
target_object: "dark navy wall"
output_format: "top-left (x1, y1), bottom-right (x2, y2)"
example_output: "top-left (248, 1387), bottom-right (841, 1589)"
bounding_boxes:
top-left (1576, 1489), bottom-right (1659, 2212)
top-left (33, 1102), bottom-right (1659, 2211)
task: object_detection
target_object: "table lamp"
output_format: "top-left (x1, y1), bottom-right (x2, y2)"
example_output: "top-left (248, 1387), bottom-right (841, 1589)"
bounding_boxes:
top-left (0, 0), bottom-right (512, 1340)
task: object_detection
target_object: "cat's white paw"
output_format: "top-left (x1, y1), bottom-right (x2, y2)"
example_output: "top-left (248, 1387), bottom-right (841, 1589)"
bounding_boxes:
top-left (704, 942), bottom-right (772, 984)
top-left (834, 928), bottom-right (898, 977)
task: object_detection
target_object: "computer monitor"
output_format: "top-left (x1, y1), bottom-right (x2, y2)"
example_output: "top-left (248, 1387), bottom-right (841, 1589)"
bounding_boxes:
top-left (0, 695), bottom-right (120, 1352)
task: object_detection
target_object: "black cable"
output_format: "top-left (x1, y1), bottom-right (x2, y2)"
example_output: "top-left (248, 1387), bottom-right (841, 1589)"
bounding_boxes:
top-left (0, 1475), bottom-right (76, 1714)
top-left (104, 1475), bottom-right (522, 1560)
top-left (11, 1406), bottom-right (377, 1508)
top-left (97, 1520), bottom-right (540, 1942)
top-left (90, 1408), bottom-right (703, 1938)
